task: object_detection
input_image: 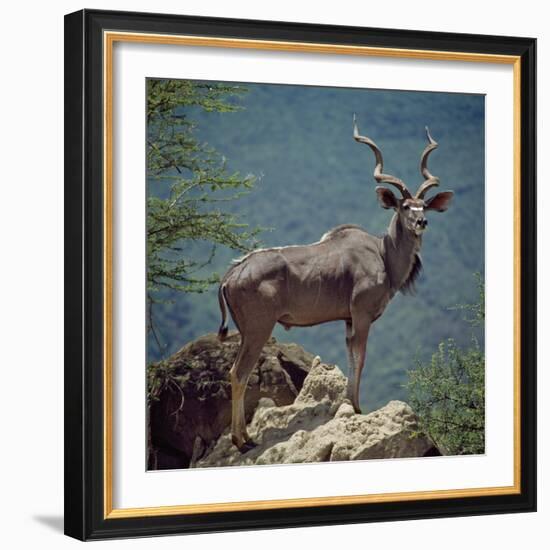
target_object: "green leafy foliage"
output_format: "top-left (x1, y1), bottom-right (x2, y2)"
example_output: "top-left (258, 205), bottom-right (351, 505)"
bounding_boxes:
top-left (147, 79), bottom-right (262, 296)
top-left (405, 282), bottom-right (485, 455)
top-left (146, 79), bottom-right (263, 355)
top-left (450, 271), bottom-right (485, 327)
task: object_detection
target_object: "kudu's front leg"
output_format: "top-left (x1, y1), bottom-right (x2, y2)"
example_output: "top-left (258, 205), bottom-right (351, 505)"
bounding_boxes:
top-left (345, 321), bottom-right (356, 401)
top-left (346, 317), bottom-right (371, 414)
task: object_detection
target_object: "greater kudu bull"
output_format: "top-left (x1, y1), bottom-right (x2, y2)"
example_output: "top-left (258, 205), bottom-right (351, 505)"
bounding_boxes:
top-left (218, 117), bottom-right (454, 451)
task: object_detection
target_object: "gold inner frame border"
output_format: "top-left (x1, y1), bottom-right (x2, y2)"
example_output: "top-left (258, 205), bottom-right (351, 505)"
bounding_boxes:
top-left (103, 30), bottom-right (522, 520)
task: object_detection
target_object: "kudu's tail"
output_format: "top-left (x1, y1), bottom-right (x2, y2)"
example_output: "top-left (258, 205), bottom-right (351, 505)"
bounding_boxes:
top-left (217, 284), bottom-right (229, 342)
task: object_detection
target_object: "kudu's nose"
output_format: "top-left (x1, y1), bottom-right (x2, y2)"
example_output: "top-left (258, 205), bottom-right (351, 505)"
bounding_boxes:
top-left (416, 218), bottom-right (428, 228)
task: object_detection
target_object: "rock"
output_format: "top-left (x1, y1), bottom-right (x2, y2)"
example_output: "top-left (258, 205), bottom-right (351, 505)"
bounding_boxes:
top-left (148, 332), bottom-right (313, 470)
top-left (197, 361), bottom-right (440, 468)
top-left (295, 357), bottom-right (347, 408)
top-left (330, 401), bottom-right (439, 461)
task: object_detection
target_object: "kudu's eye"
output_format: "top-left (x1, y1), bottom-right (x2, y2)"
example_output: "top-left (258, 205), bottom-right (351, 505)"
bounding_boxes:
top-left (402, 204), bottom-right (410, 210)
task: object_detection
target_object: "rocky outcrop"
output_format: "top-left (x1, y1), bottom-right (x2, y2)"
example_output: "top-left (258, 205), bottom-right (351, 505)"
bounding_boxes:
top-left (197, 359), bottom-right (440, 468)
top-left (148, 332), bottom-right (314, 469)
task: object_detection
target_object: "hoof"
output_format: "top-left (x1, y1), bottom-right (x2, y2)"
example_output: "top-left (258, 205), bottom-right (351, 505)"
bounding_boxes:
top-left (231, 435), bottom-right (257, 453)
top-left (239, 439), bottom-right (257, 454)
top-left (353, 404), bottom-right (362, 414)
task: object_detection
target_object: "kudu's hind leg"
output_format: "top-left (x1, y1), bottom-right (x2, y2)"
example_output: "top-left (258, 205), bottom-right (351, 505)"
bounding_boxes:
top-left (230, 328), bottom-right (272, 452)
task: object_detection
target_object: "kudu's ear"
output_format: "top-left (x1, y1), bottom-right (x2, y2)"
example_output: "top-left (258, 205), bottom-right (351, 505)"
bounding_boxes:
top-left (425, 191), bottom-right (454, 212)
top-left (376, 186), bottom-right (398, 210)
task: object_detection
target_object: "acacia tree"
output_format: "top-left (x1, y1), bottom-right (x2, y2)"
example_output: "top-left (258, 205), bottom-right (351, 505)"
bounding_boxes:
top-left (146, 79), bottom-right (261, 350)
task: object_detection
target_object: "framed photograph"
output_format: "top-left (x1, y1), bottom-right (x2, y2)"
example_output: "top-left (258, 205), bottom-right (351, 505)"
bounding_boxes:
top-left (64, 9), bottom-right (536, 540)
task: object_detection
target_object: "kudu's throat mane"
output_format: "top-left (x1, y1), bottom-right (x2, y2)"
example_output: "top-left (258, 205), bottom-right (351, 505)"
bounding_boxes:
top-left (383, 214), bottom-right (423, 295)
top-left (400, 252), bottom-right (423, 295)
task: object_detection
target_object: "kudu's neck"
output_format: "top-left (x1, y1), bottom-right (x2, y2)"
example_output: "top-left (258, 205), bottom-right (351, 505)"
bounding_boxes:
top-left (383, 213), bottom-right (422, 295)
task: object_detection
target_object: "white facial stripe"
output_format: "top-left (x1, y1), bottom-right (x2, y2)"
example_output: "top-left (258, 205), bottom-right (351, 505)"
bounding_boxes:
top-left (410, 206), bottom-right (424, 212)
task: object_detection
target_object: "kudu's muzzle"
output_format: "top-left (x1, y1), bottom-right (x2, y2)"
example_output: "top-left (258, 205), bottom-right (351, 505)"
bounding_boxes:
top-left (416, 218), bottom-right (428, 229)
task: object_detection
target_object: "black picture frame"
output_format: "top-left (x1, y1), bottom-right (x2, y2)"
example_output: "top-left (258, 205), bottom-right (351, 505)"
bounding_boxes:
top-left (64, 8), bottom-right (536, 541)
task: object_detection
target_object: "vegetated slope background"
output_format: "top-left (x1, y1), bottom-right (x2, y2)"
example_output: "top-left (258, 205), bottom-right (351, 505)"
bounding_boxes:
top-left (148, 80), bottom-right (485, 412)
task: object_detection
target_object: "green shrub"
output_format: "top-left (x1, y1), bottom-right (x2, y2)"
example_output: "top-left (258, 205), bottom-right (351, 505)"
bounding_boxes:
top-left (405, 277), bottom-right (485, 455)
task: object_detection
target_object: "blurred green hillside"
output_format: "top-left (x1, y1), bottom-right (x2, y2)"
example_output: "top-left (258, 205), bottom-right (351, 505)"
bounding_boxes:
top-left (147, 80), bottom-right (485, 412)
